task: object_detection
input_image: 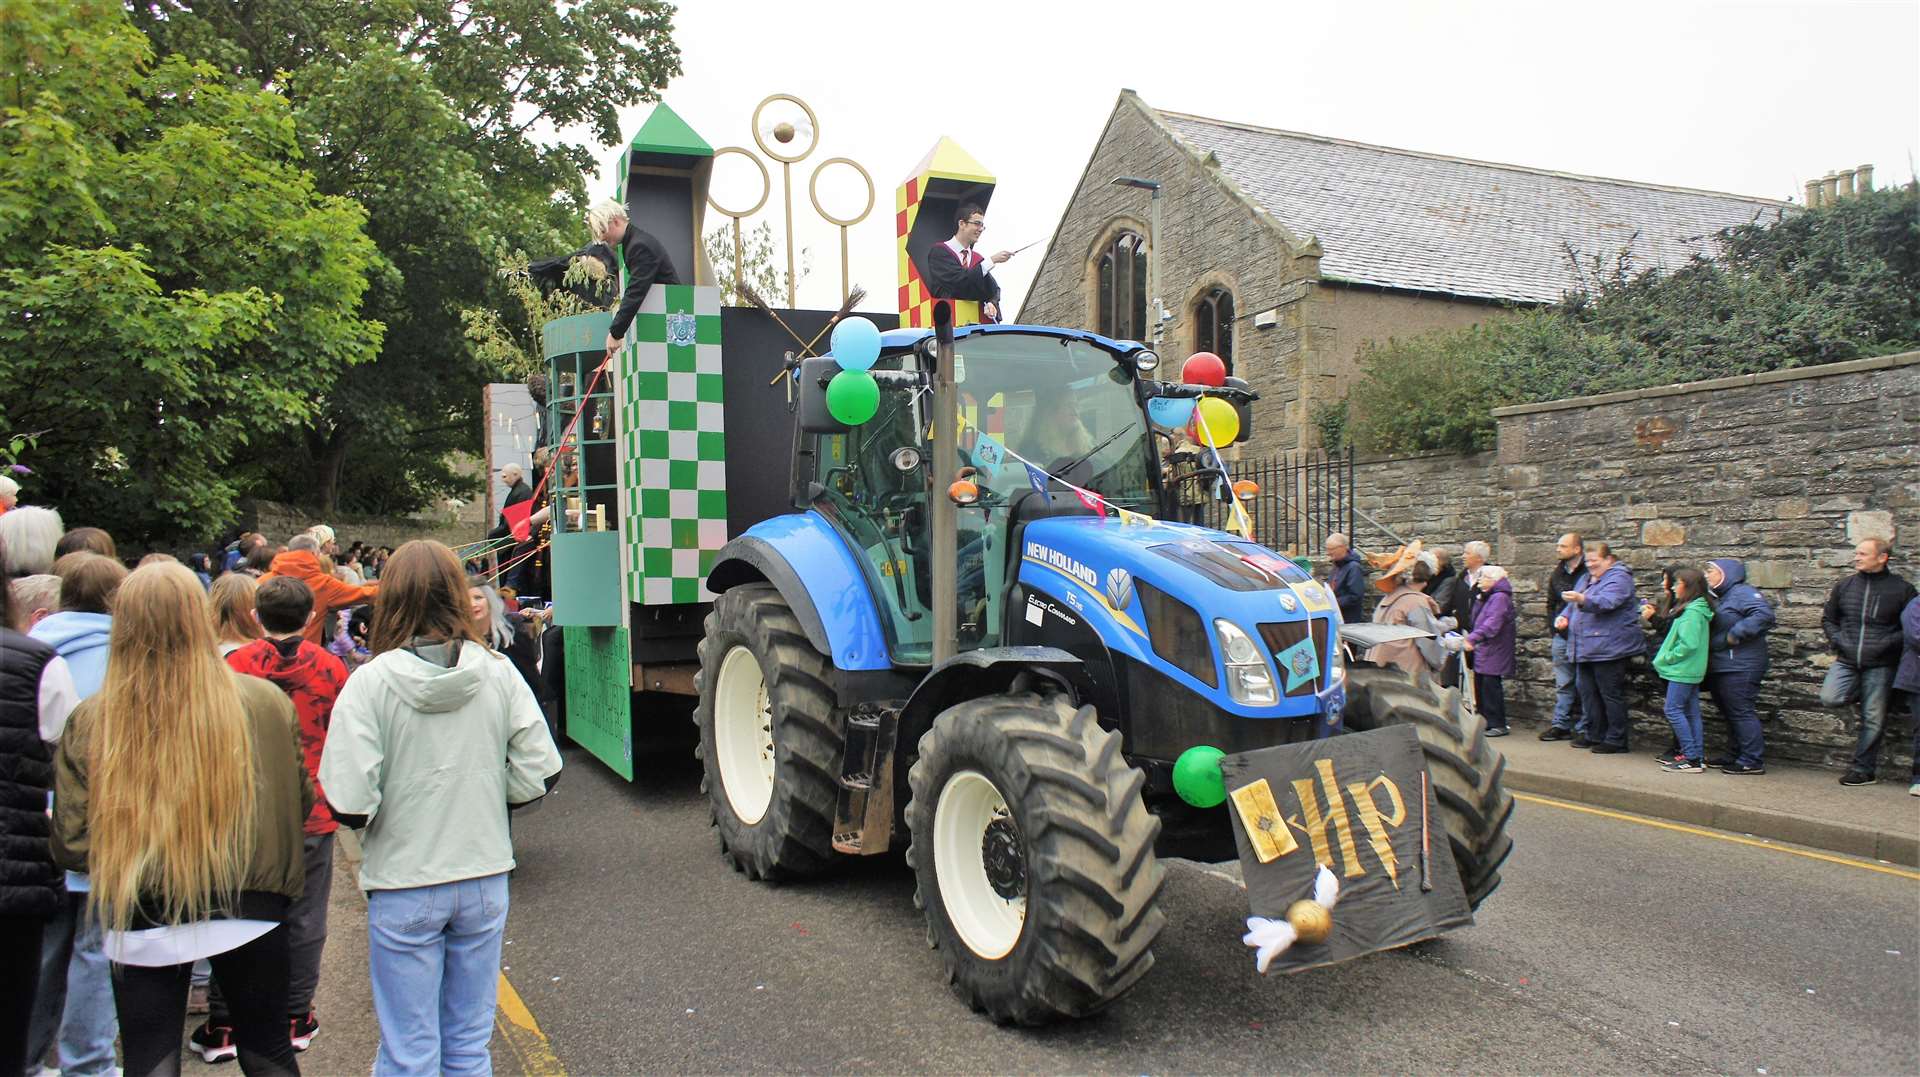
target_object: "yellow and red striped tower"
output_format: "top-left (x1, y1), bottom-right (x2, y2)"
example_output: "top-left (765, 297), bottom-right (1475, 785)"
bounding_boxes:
top-left (896, 137), bottom-right (997, 329)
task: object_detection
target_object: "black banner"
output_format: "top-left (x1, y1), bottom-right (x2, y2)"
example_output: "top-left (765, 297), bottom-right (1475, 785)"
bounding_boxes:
top-left (1221, 725), bottom-right (1472, 974)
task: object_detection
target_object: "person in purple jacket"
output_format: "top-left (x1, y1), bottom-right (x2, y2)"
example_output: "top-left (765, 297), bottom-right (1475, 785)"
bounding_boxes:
top-left (1563, 542), bottom-right (1643, 753)
top-left (1897, 593), bottom-right (1920, 797)
top-left (1461, 566), bottom-right (1516, 736)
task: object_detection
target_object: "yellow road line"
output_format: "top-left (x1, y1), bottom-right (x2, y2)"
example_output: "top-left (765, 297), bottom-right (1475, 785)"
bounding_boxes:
top-left (1513, 792), bottom-right (1920, 881)
top-left (495, 972), bottom-right (566, 1076)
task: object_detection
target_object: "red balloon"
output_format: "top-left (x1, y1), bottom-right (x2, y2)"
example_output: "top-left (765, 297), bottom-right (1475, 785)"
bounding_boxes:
top-left (1183, 351), bottom-right (1227, 387)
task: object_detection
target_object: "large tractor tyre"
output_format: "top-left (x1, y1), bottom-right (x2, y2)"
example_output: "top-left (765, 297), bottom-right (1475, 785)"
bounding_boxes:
top-left (693, 584), bottom-right (844, 881)
top-left (1342, 667), bottom-right (1514, 908)
top-left (906, 693), bottom-right (1166, 1025)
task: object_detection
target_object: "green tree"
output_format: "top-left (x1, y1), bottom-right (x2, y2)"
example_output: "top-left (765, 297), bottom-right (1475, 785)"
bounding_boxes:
top-left (704, 221), bottom-right (809, 307)
top-left (0, 1), bottom-right (382, 542)
top-left (1347, 185), bottom-right (1920, 454)
top-left (129, 0), bottom-right (683, 514)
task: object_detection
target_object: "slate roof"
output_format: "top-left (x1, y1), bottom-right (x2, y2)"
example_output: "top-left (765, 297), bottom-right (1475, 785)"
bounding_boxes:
top-left (1154, 107), bottom-right (1793, 305)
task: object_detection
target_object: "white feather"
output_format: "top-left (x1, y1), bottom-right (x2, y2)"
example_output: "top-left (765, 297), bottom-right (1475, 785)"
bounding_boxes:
top-left (1242, 916), bottom-right (1298, 974)
top-left (1313, 864), bottom-right (1340, 909)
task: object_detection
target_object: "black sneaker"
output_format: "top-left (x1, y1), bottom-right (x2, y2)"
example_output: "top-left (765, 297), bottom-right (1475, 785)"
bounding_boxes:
top-left (1654, 749), bottom-right (1683, 766)
top-left (1839, 770), bottom-right (1875, 786)
top-left (1663, 757), bottom-right (1705, 773)
top-left (190, 1021), bottom-right (239, 1064)
top-left (1539, 727), bottom-right (1572, 742)
top-left (1485, 726), bottom-right (1509, 738)
top-left (290, 1012), bottom-right (319, 1052)
top-left (1722, 762), bottom-right (1767, 775)
top-left (1571, 736), bottom-right (1594, 748)
top-left (1591, 743), bottom-right (1628, 755)
top-left (1706, 756), bottom-right (1732, 769)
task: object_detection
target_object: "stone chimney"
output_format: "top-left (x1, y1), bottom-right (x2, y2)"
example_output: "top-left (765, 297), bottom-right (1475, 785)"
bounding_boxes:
top-left (1803, 165), bottom-right (1877, 207)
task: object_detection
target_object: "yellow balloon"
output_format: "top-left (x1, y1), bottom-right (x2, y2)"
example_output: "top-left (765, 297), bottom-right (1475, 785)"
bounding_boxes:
top-left (1195, 397), bottom-right (1240, 447)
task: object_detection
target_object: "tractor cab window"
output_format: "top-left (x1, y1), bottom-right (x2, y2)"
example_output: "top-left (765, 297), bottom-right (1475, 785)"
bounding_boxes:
top-left (950, 333), bottom-right (1155, 650)
top-left (810, 349), bottom-right (935, 662)
top-left (811, 332), bottom-right (1157, 664)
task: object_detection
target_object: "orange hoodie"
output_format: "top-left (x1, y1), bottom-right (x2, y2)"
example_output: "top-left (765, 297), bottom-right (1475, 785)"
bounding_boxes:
top-left (262, 550), bottom-right (379, 644)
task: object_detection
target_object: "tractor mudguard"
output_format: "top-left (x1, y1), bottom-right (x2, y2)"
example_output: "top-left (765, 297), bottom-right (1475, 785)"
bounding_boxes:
top-left (706, 511), bottom-right (891, 671)
top-left (896, 647), bottom-right (1096, 749)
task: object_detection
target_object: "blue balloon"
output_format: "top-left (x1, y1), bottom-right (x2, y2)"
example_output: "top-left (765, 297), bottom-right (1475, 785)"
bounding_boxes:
top-left (829, 317), bottom-right (882, 372)
top-left (1147, 396), bottom-right (1196, 430)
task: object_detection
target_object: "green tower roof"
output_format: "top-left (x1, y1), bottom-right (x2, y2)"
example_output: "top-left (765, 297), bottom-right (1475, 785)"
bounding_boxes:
top-left (627, 102), bottom-right (712, 158)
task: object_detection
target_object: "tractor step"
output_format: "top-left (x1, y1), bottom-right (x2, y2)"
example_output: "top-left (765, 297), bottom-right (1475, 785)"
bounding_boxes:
top-left (832, 708), bottom-right (898, 855)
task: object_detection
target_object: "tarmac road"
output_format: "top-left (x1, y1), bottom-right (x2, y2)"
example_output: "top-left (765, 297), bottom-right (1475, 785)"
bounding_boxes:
top-left (440, 739), bottom-right (1917, 1076)
top-left (281, 733), bottom-right (1916, 1075)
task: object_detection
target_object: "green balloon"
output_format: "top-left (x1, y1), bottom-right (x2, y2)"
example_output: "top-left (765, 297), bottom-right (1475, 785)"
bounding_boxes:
top-left (1172, 745), bottom-right (1228, 808)
top-left (826, 369), bottom-right (880, 425)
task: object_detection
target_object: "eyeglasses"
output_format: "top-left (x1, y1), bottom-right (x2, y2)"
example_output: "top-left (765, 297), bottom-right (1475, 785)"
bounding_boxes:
top-left (963, 219), bottom-right (986, 229)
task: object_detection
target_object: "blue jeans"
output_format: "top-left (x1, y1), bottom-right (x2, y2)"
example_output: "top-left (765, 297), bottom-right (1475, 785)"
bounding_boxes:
top-left (1664, 681), bottom-right (1703, 762)
top-left (1550, 635), bottom-right (1585, 734)
top-left (1706, 667), bottom-right (1766, 768)
top-left (1820, 662), bottom-right (1893, 774)
top-left (25, 889), bottom-right (119, 1075)
top-left (368, 873), bottom-right (510, 1077)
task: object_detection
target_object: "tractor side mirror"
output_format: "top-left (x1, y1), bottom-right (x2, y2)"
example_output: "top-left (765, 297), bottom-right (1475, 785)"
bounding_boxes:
top-left (1224, 376), bottom-right (1255, 445)
top-left (798, 356), bottom-right (851, 434)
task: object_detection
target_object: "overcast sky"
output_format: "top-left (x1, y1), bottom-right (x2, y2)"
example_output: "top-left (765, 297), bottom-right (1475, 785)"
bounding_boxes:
top-left (597, 0), bottom-right (1918, 317)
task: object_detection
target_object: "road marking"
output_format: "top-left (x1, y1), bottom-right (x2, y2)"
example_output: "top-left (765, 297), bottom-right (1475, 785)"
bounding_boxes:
top-left (495, 973), bottom-right (566, 1076)
top-left (1513, 792), bottom-right (1920, 880)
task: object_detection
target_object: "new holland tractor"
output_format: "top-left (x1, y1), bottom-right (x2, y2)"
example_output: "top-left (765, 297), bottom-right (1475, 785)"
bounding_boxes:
top-left (693, 313), bottom-right (1514, 1024)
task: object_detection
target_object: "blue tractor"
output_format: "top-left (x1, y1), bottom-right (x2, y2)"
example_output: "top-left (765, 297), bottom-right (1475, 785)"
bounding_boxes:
top-left (694, 318), bottom-right (1512, 1024)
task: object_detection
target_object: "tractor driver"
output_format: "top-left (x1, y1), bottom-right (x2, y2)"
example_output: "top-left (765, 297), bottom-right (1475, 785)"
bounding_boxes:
top-left (924, 203), bottom-right (1010, 322)
top-left (592, 198), bottom-right (684, 356)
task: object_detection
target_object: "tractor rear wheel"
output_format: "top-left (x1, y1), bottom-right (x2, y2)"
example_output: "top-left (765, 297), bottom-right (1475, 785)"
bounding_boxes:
top-left (1341, 667), bottom-right (1514, 907)
top-left (906, 692), bottom-right (1165, 1025)
top-left (693, 584), bottom-right (843, 880)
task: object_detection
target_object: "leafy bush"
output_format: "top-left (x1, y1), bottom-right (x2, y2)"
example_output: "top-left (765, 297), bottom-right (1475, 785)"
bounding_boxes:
top-left (1347, 185), bottom-right (1920, 454)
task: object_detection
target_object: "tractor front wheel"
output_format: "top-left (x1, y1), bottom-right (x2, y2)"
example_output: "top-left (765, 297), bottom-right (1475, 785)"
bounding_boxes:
top-left (906, 693), bottom-right (1165, 1025)
top-left (1341, 667), bottom-right (1514, 907)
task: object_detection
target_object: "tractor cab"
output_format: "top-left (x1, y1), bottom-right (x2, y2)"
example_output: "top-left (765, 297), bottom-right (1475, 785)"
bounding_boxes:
top-left (798, 326), bottom-right (1163, 661)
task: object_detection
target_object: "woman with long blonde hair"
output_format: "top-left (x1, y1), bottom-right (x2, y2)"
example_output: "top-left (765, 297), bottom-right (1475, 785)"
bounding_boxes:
top-left (51, 562), bottom-right (311, 1075)
top-left (210, 571), bottom-right (265, 656)
top-left (321, 540), bottom-right (561, 1075)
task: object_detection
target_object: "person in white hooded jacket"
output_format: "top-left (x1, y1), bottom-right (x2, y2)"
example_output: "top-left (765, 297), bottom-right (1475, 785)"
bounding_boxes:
top-left (318, 540), bottom-right (561, 1077)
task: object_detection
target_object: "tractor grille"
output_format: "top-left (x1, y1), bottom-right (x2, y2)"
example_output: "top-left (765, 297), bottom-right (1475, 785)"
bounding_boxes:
top-left (1257, 619), bottom-right (1331, 697)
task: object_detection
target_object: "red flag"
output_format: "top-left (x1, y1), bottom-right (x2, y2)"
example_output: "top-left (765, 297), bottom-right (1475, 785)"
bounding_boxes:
top-left (1074, 486), bottom-right (1108, 515)
top-left (501, 498), bottom-right (534, 543)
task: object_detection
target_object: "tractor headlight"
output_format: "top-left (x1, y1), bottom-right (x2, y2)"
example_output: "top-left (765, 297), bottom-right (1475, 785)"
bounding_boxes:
top-left (1134, 349), bottom-right (1160, 374)
top-left (1330, 641), bottom-right (1347, 687)
top-left (1214, 619), bottom-right (1277, 706)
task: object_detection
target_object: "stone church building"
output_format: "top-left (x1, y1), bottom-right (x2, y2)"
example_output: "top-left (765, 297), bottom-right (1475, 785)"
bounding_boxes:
top-left (1018, 91), bottom-right (1792, 453)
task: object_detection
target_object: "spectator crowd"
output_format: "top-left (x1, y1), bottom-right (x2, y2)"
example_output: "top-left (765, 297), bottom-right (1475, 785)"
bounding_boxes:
top-left (1321, 530), bottom-right (1920, 792)
top-left (2, 493), bottom-right (564, 1075)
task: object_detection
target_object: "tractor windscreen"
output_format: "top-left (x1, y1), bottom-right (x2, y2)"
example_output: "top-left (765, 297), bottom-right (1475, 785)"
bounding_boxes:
top-left (955, 334), bottom-right (1154, 509)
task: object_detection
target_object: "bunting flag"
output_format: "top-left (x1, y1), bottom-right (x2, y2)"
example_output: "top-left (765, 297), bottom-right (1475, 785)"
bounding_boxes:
top-left (970, 431), bottom-right (1007, 478)
top-left (1116, 506), bottom-right (1153, 527)
top-left (500, 499), bottom-right (535, 543)
top-left (1075, 486), bottom-right (1108, 514)
top-left (1025, 463), bottom-right (1052, 504)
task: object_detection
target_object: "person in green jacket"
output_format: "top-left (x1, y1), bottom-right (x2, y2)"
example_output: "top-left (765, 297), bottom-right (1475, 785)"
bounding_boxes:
top-left (1653, 567), bottom-right (1715, 772)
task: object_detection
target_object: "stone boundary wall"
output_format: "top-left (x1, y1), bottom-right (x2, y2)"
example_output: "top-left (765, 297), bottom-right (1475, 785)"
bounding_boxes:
top-left (1346, 352), bottom-right (1920, 772)
top-left (241, 499), bottom-right (485, 552)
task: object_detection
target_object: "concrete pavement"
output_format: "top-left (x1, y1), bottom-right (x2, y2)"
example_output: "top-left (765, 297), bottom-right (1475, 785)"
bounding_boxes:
top-left (1497, 728), bottom-right (1920, 866)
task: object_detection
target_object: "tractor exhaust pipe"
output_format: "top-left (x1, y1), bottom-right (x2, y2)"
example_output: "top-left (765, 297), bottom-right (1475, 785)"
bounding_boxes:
top-left (931, 302), bottom-right (958, 665)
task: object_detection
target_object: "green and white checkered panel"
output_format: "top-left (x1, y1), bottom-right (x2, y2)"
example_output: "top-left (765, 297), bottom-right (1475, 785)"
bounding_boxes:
top-left (616, 284), bottom-right (726, 606)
